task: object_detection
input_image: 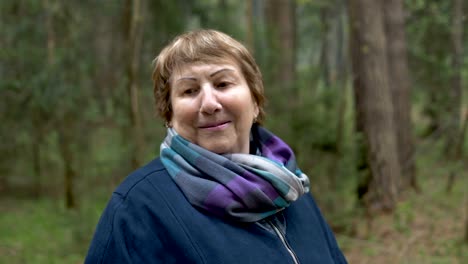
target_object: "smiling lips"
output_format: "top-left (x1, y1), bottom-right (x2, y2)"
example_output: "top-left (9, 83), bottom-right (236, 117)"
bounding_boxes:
top-left (199, 121), bottom-right (231, 130)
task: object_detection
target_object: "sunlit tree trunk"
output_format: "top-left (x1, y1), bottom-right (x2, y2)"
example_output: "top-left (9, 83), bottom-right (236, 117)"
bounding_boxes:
top-left (124, 0), bottom-right (145, 169)
top-left (349, 0), bottom-right (400, 212)
top-left (383, 0), bottom-right (418, 191)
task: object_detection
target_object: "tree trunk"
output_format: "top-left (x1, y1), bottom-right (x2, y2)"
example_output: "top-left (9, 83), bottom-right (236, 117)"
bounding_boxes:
top-left (58, 113), bottom-right (77, 209)
top-left (319, 5), bottom-right (332, 88)
top-left (32, 121), bottom-right (42, 198)
top-left (446, 0), bottom-right (463, 158)
top-left (349, 0), bottom-right (401, 212)
top-left (465, 196), bottom-right (468, 244)
top-left (443, 0), bottom-right (465, 195)
top-left (124, 0), bottom-right (145, 169)
top-left (265, 0), bottom-right (297, 111)
top-left (245, 0), bottom-right (254, 53)
top-left (92, 11), bottom-right (119, 118)
top-left (264, 0), bottom-right (297, 150)
top-left (383, 0), bottom-right (418, 191)
top-left (455, 111), bottom-right (468, 159)
top-left (216, 0), bottom-right (230, 33)
top-left (252, 0), bottom-right (266, 63)
top-left (332, 2), bottom-right (349, 190)
top-left (45, 0), bottom-right (73, 208)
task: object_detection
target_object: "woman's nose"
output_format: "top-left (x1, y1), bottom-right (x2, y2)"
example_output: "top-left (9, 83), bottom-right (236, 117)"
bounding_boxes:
top-left (200, 85), bottom-right (222, 115)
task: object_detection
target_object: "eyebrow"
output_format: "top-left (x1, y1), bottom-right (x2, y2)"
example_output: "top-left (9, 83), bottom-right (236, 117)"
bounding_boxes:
top-left (175, 68), bottom-right (236, 83)
top-left (209, 68), bottom-right (235, 77)
top-left (175, 77), bottom-right (197, 83)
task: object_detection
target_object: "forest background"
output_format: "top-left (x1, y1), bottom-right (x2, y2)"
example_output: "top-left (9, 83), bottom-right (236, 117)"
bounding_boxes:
top-left (1, 0), bottom-right (467, 263)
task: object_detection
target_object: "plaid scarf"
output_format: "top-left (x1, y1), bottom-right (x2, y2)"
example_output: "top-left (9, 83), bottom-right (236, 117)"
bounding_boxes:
top-left (160, 125), bottom-right (310, 222)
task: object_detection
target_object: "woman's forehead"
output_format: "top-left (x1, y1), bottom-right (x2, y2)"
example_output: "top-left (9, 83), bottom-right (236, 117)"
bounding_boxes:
top-left (171, 60), bottom-right (241, 79)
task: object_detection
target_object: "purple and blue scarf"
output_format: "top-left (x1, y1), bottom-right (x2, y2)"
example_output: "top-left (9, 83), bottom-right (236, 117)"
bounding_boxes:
top-left (160, 126), bottom-right (310, 222)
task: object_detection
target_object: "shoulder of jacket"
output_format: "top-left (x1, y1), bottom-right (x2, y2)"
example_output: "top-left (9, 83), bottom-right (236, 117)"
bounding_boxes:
top-left (95, 157), bottom-right (208, 263)
top-left (113, 157), bottom-right (167, 198)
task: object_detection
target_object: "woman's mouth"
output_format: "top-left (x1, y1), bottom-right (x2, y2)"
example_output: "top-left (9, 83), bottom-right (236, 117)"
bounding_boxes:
top-left (199, 121), bottom-right (231, 131)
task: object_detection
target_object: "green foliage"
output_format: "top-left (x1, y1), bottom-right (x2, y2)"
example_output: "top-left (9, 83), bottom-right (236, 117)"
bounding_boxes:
top-left (406, 0), bottom-right (461, 135)
top-left (267, 76), bottom-right (360, 217)
top-left (0, 197), bottom-right (106, 263)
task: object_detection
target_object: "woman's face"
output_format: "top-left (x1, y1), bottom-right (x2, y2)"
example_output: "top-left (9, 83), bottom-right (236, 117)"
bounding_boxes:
top-left (169, 61), bottom-right (259, 154)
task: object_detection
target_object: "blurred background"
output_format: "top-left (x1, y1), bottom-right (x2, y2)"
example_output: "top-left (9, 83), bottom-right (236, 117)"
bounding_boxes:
top-left (1, 0), bottom-right (467, 263)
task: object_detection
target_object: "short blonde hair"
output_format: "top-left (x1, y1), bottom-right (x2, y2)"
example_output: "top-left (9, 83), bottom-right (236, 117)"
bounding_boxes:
top-left (152, 29), bottom-right (265, 124)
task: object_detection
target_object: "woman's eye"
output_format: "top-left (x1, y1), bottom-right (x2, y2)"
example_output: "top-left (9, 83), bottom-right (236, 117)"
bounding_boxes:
top-left (183, 88), bottom-right (197, 95)
top-left (217, 82), bottom-right (231, 89)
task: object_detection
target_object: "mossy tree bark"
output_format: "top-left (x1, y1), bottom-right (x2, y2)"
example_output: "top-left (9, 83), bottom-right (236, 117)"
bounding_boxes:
top-left (349, 0), bottom-right (401, 212)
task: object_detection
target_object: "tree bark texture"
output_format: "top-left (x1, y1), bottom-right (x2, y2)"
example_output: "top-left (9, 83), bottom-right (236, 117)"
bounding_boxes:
top-left (124, 0), bottom-right (145, 169)
top-left (383, 0), bottom-right (418, 191)
top-left (349, 0), bottom-right (401, 212)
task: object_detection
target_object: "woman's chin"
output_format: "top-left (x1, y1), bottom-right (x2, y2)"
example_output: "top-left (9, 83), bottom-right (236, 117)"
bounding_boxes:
top-left (199, 140), bottom-right (242, 154)
top-left (202, 144), bottom-right (231, 154)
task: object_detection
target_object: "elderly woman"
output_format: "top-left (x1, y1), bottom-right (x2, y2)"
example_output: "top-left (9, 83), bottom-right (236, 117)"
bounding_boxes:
top-left (85, 29), bottom-right (347, 264)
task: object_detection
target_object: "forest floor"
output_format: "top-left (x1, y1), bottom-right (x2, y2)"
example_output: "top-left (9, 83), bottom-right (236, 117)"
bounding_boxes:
top-left (338, 157), bottom-right (468, 264)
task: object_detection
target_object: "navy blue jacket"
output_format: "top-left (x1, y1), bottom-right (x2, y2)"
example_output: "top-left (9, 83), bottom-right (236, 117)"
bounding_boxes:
top-left (85, 158), bottom-right (347, 263)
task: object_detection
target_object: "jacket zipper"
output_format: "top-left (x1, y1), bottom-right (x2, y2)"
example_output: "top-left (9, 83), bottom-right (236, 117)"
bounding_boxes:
top-left (268, 220), bottom-right (300, 264)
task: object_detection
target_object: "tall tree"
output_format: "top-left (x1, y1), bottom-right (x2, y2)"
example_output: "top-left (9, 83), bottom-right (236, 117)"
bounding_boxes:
top-left (349, 0), bottom-right (401, 212)
top-left (333, 0), bottom-right (349, 189)
top-left (456, 111), bottom-right (468, 159)
top-left (42, 0), bottom-right (81, 209)
top-left (446, 0), bottom-right (464, 158)
top-left (245, 0), bottom-right (254, 53)
top-left (318, 4), bottom-right (332, 88)
top-left (265, 0), bottom-right (297, 113)
top-left (445, 0), bottom-right (465, 195)
top-left (465, 197), bottom-right (468, 244)
top-left (383, 0), bottom-right (418, 191)
top-left (124, 0), bottom-right (145, 169)
top-left (58, 113), bottom-right (78, 209)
